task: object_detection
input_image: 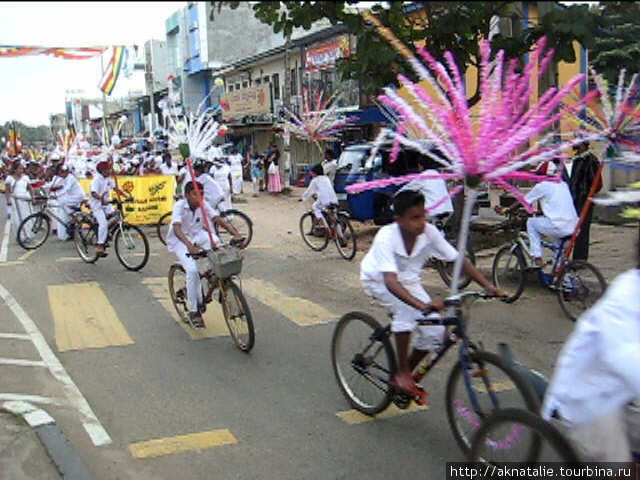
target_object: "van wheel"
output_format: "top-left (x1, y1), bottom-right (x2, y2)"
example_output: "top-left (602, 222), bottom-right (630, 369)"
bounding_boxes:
top-left (373, 195), bottom-right (394, 226)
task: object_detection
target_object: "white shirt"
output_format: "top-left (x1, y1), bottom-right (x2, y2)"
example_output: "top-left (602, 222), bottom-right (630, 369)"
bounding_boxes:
top-left (524, 181), bottom-right (578, 233)
top-left (160, 162), bottom-right (179, 175)
top-left (197, 173), bottom-right (224, 213)
top-left (166, 198), bottom-right (218, 251)
top-left (322, 159), bottom-right (338, 184)
top-left (361, 222), bottom-right (458, 286)
top-left (210, 164), bottom-right (231, 192)
top-left (229, 154), bottom-right (243, 174)
top-left (542, 269), bottom-right (640, 424)
top-left (58, 174), bottom-right (86, 203)
top-left (400, 170), bottom-right (454, 216)
top-left (11, 174), bottom-right (31, 199)
top-left (89, 173), bottom-right (115, 210)
top-left (301, 175), bottom-right (338, 207)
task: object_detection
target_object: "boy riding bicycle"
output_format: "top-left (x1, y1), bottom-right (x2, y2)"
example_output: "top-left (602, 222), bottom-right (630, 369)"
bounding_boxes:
top-left (360, 190), bottom-right (503, 404)
top-left (299, 163), bottom-right (339, 225)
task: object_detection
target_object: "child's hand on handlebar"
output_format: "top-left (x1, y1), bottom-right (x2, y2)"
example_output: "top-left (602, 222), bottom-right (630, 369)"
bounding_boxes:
top-left (494, 205), bottom-right (507, 215)
top-left (423, 297), bottom-right (445, 314)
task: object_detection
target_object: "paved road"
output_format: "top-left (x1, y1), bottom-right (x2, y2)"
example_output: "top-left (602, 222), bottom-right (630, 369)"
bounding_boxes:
top-left (0, 189), bottom-right (636, 480)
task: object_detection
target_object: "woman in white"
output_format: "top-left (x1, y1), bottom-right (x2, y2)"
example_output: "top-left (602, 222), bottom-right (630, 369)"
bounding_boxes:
top-left (5, 162), bottom-right (34, 234)
top-left (229, 148), bottom-right (244, 195)
top-left (209, 158), bottom-right (232, 212)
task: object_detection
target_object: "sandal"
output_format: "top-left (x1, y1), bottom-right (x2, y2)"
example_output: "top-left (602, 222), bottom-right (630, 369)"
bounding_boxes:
top-left (390, 372), bottom-right (428, 406)
top-left (188, 312), bottom-right (206, 329)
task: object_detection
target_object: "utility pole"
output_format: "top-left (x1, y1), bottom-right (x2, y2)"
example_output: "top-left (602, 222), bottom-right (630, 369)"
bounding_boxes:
top-left (282, 31), bottom-right (292, 189)
top-left (145, 41), bottom-right (156, 134)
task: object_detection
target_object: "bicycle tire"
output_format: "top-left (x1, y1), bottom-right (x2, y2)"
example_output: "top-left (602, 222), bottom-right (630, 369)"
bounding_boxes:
top-left (334, 213), bottom-right (357, 260)
top-left (299, 211), bottom-right (329, 251)
top-left (331, 312), bottom-right (396, 415)
top-left (556, 260), bottom-right (607, 321)
top-left (437, 243), bottom-right (476, 289)
top-left (445, 350), bottom-right (541, 456)
top-left (469, 408), bottom-right (581, 467)
top-left (217, 209), bottom-right (253, 249)
top-left (73, 214), bottom-right (99, 263)
top-left (156, 212), bottom-right (172, 246)
top-left (168, 264), bottom-right (190, 324)
top-left (220, 278), bottom-right (255, 352)
top-left (114, 224), bottom-right (149, 271)
top-left (17, 212), bottom-right (50, 250)
top-left (492, 244), bottom-right (526, 303)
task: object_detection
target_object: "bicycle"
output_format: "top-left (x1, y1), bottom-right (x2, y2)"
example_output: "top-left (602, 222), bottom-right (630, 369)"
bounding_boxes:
top-left (167, 242), bottom-right (255, 352)
top-left (425, 213), bottom-right (477, 289)
top-left (299, 205), bottom-right (357, 260)
top-left (15, 194), bottom-right (87, 250)
top-left (73, 198), bottom-right (150, 271)
top-left (157, 196), bottom-right (253, 249)
top-left (491, 209), bottom-right (607, 321)
top-left (331, 291), bottom-right (540, 455)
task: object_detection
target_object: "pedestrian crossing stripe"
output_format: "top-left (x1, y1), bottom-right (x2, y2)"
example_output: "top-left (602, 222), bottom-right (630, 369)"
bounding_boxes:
top-left (141, 277), bottom-right (228, 340)
top-left (241, 278), bottom-right (336, 326)
top-left (48, 282), bottom-right (134, 352)
top-left (129, 429), bottom-right (237, 458)
top-left (336, 403), bottom-right (428, 425)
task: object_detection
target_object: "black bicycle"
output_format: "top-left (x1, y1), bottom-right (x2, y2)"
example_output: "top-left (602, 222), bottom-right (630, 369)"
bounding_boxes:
top-left (331, 291), bottom-right (540, 455)
top-left (299, 205), bottom-right (357, 260)
top-left (74, 198), bottom-right (150, 271)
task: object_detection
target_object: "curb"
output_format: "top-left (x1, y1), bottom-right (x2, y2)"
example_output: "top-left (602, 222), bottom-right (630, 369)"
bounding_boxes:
top-left (2, 401), bottom-right (94, 480)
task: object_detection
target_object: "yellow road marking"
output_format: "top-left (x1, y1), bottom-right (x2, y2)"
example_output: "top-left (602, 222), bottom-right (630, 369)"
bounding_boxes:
top-left (48, 282), bottom-right (134, 352)
top-left (141, 277), bottom-right (228, 340)
top-left (129, 429), bottom-right (237, 459)
top-left (17, 250), bottom-right (36, 261)
top-left (472, 381), bottom-right (515, 393)
top-left (0, 261), bottom-right (25, 267)
top-left (336, 403), bottom-right (428, 425)
top-left (241, 278), bottom-right (336, 326)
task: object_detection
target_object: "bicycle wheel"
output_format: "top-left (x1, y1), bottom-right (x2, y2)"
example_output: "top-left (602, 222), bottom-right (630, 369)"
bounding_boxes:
top-left (114, 224), bottom-right (150, 271)
top-left (492, 244), bottom-right (526, 303)
top-left (73, 214), bottom-right (99, 263)
top-left (17, 212), bottom-right (50, 250)
top-left (334, 213), bottom-right (357, 260)
top-left (299, 211), bottom-right (329, 251)
top-left (156, 212), bottom-right (172, 246)
top-left (168, 264), bottom-right (189, 324)
top-left (557, 260), bottom-right (607, 321)
top-left (437, 243), bottom-right (476, 289)
top-left (469, 408), bottom-right (580, 466)
top-left (217, 209), bottom-right (253, 248)
top-left (445, 350), bottom-right (540, 456)
top-left (331, 312), bottom-right (396, 415)
top-left (219, 278), bottom-right (255, 352)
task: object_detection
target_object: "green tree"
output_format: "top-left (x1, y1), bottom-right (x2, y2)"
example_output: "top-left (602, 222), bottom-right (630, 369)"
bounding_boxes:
top-left (589, 2), bottom-right (640, 85)
top-left (211, 2), bottom-right (599, 106)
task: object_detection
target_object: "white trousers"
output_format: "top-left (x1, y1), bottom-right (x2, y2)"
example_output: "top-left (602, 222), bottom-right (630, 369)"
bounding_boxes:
top-left (92, 205), bottom-right (115, 245)
top-left (169, 231), bottom-right (214, 313)
top-left (11, 196), bottom-right (32, 232)
top-left (56, 197), bottom-right (84, 240)
top-left (526, 217), bottom-right (572, 259)
top-left (363, 280), bottom-right (445, 351)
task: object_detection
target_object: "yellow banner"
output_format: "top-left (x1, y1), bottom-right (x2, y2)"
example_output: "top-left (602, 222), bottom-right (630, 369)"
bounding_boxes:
top-left (79, 175), bottom-right (174, 225)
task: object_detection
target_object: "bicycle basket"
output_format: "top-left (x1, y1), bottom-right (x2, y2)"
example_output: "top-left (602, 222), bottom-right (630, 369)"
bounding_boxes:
top-left (207, 245), bottom-right (243, 278)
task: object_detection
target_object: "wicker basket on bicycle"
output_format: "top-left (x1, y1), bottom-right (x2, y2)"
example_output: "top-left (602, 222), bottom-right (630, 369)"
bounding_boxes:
top-left (206, 245), bottom-right (243, 278)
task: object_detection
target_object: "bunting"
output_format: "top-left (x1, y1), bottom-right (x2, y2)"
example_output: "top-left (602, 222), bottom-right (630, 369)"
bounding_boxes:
top-left (0, 45), bottom-right (107, 59)
top-left (97, 46), bottom-right (125, 96)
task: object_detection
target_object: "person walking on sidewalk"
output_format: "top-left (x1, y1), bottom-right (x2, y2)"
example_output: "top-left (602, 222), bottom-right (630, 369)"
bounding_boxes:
top-left (569, 136), bottom-right (602, 261)
top-left (266, 142), bottom-right (282, 195)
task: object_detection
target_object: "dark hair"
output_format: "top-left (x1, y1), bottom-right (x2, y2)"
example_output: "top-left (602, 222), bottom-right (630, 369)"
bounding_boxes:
top-left (193, 162), bottom-right (205, 173)
top-left (184, 181), bottom-right (203, 195)
top-left (393, 190), bottom-right (425, 217)
top-left (312, 163), bottom-right (324, 176)
top-left (324, 148), bottom-right (334, 160)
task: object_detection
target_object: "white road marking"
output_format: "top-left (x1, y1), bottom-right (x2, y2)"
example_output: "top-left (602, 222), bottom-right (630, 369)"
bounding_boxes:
top-left (0, 393), bottom-right (67, 406)
top-left (0, 222), bottom-right (9, 262)
top-left (0, 282), bottom-right (112, 446)
top-left (0, 333), bottom-right (30, 340)
top-left (0, 358), bottom-right (47, 367)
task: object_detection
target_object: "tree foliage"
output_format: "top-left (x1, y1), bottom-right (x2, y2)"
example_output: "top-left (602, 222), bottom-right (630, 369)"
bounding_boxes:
top-left (0, 122), bottom-right (53, 145)
top-left (211, 2), bottom-right (599, 105)
top-left (590, 2), bottom-right (640, 85)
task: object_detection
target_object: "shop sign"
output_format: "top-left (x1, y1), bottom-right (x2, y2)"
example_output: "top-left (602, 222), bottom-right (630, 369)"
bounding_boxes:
top-left (304, 35), bottom-right (350, 72)
top-left (221, 84), bottom-right (271, 121)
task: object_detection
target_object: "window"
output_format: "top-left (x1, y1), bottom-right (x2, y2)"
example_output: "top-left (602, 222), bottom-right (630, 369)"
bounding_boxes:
top-left (228, 85), bottom-right (234, 92)
top-left (235, 83), bottom-right (241, 91)
top-left (263, 76), bottom-right (269, 84)
top-left (272, 73), bottom-right (280, 100)
top-left (255, 78), bottom-right (261, 86)
top-left (290, 68), bottom-right (297, 96)
top-left (242, 81), bottom-right (248, 89)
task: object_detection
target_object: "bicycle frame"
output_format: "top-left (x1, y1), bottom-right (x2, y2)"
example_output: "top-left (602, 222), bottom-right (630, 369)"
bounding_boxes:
top-left (510, 232), bottom-right (570, 285)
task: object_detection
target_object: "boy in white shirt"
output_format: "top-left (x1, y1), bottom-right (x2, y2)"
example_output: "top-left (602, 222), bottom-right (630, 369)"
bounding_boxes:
top-left (89, 160), bottom-right (128, 257)
top-left (299, 163), bottom-right (339, 222)
top-left (50, 164), bottom-right (86, 240)
top-left (542, 243), bottom-right (640, 463)
top-left (166, 181), bottom-right (219, 329)
top-left (399, 155), bottom-right (454, 221)
top-left (361, 190), bottom-right (502, 404)
top-left (497, 162), bottom-right (578, 267)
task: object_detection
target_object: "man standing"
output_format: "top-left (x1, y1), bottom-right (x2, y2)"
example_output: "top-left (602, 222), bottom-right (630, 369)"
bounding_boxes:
top-left (569, 138), bottom-right (601, 261)
top-left (321, 148), bottom-right (338, 186)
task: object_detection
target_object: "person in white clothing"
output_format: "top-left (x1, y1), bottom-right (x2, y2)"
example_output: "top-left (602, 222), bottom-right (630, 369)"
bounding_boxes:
top-left (229, 148), bottom-right (244, 195)
top-left (541, 245), bottom-right (640, 463)
top-left (399, 155), bottom-right (453, 221)
top-left (89, 161), bottom-right (128, 257)
top-left (166, 180), bottom-right (220, 329)
top-left (497, 162), bottom-right (578, 267)
top-left (361, 190), bottom-right (503, 404)
top-left (5, 162), bottom-right (34, 233)
top-left (321, 149), bottom-right (338, 185)
top-left (50, 165), bottom-right (86, 240)
top-left (299, 163), bottom-right (339, 221)
top-left (210, 159), bottom-right (232, 211)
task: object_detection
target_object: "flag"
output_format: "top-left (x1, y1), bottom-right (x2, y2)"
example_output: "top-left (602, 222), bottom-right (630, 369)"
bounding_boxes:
top-left (0, 45), bottom-right (106, 59)
top-left (98, 46), bottom-right (125, 96)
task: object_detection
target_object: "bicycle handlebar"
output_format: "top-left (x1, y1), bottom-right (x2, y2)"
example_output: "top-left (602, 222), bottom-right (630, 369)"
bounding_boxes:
top-left (422, 290), bottom-right (498, 316)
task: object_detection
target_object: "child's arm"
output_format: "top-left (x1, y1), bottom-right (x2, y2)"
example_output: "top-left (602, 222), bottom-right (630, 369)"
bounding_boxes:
top-left (383, 272), bottom-right (444, 312)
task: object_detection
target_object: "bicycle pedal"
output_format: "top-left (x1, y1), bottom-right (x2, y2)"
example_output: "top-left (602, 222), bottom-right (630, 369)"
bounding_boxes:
top-left (472, 369), bottom-right (488, 378)
top-left (391, 392), bottom-right (411, 410)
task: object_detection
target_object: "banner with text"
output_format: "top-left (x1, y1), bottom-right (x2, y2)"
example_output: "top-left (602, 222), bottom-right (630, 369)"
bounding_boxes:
top-left (220, 84), bottom-right (271, 121)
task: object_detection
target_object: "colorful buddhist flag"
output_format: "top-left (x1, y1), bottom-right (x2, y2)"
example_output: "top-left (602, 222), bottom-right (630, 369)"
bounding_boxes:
top-left (0, 45), bottom-right (106, 59)
top-left (98, 46), bottom-right (125, 96)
